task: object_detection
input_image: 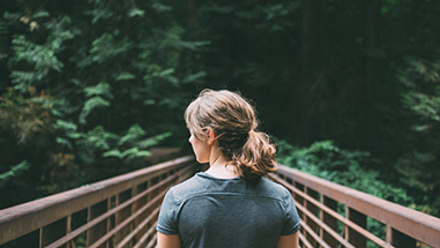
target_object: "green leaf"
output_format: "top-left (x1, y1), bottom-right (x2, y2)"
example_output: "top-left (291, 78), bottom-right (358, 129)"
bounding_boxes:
top-left (53, 120), bottom-right (78, 132)
top-left (115, 72), bottom-right (136, 81)
top-left (128, 8), bottom-right (145, 17)
top-left (56, 137), bottom-right (73, 150)
top-left (184, 71), bottom-right (207, 84)
top-left (160, 68), bottom-right (175, 76)
top-left (143, 99), bottom-right (156, 105)
top-left (136, 132), bottom-right (172, 148)
top-left (118, 124), bottom-right (146, 145)
top-left (0, 160), bottom-right (31, 187)
top-left (135, 150), bottom-right (151, 157)
top-left (102, 149), bottom-right (122, 158)
top-left (32, 11), bottom-right (50, 19)
top-left (120, 147), bottom-right (139, 158)
top-left (79, 96), bottom-right (110, 124)
top-left (85, 82), bottom-right (113, 99)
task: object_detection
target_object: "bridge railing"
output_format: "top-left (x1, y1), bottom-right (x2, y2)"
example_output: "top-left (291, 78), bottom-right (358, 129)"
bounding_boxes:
top-left (0, 155), bottom-right (197, 248)
top-left (269, 164), bottom-right (440, 248)
top-left (2, 157), bottom-right (440, 248)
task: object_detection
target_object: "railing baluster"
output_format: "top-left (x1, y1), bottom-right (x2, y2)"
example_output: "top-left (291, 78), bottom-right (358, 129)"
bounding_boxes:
top-left (146, 233), bottom-right (158, 248)
top-left (87, 200), bottom-right (108, 248)
top-left (40, 217), bottom-right (67, 248)
top-left (391, 228), bottom-right (416, 248)
top-left (348, 208), bottom-right (367, 248)
top-left (323, 196), bottom-right (338, 247)
top-left (306, 187), bottom-right (320, 247)
top-left (294, 182), bottom-right (306, 242)
top-left (344, 204), bottom-right (349, 244)
top-left (66, 215), bottom-right (72, 248)
top-left (132, 220), bottom-right (158, 248)
top-left (106, 197), bottom-right (111, 248)
top-left (116, 208), bottom-right (160, 248)
top-left (298, 230), bottom-right (314, 248)
top-left (269, 172), bottom-right (398, 248)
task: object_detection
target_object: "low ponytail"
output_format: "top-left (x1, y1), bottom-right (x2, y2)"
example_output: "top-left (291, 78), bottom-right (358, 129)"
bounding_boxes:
top-left (185, 89), bottom-right (278, 181)
top-left (233, 130), bottom-right (277, 181)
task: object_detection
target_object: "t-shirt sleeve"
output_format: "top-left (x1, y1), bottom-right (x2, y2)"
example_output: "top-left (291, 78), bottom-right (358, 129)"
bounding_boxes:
top-left (156, 188), bottom-right (180, 235)
top-left (280, 189), bottom-right (301, 235)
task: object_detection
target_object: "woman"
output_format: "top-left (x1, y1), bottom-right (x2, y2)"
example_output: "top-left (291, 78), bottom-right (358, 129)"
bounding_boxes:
top-left (156, 89), bottom-right (300, 248)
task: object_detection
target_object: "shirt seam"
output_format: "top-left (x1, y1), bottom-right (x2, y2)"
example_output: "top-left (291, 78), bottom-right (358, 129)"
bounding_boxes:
top-left (174, 191), bottom-right (285, 204)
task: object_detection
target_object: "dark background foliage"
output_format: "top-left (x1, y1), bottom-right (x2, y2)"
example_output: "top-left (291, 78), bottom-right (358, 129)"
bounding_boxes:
top-left (1, 0), bottom-right (439, 218)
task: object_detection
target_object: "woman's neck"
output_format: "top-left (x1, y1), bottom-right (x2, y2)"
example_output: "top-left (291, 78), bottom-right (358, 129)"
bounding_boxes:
top-left (205, 152), bottom-right (239, 179)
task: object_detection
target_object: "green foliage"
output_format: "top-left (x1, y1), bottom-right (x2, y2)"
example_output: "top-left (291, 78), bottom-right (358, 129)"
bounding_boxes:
top-left (0, 0), bottom-right (208, 210)
top-left (103, 124), bottom-right (172, 161)
top-left (8, 15), bottom-right (77, 93)
top-left (79, 82), bottom-right (113, 124)
top-left (0, 87), bottom-right (54, 143)
top-left (276, 140), bottom-right (412, 206)
top-left (0, 160), bottom-right (30, 188)
top-left (397, 56), bottom-right (440, 196)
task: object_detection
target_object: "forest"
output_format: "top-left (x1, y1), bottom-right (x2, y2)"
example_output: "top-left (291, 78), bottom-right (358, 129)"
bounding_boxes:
top-left (1, 0), bottom-right (439, 219)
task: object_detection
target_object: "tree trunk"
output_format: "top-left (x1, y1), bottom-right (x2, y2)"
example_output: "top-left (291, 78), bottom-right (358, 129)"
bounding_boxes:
top-left (290, 0), bottom-right (321, 145)
top-left (359, 0), bottom-right (380, 151)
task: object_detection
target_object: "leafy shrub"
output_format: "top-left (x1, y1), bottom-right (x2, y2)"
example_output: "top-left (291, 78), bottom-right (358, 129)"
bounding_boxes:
top-left (276, 140), bottom-right (412, 206)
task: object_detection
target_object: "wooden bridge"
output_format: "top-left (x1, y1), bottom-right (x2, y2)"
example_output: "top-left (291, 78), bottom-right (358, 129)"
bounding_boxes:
top-left (1, 155), bottom-right (439, 248)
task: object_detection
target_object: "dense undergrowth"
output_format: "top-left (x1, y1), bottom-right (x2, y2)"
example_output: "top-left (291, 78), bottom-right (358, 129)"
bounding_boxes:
top-left (276, 139), bottom-right (439, 217)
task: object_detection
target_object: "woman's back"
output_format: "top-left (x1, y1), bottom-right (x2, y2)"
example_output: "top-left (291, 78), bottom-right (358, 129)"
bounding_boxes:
top-left (157, 172), bottom-right (300, 248)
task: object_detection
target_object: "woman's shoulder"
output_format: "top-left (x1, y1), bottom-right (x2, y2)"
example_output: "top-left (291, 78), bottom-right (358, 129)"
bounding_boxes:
top-left (258, 177), bottom-right (292, 199)
top-left (166, 172), bottom-right (210, 202)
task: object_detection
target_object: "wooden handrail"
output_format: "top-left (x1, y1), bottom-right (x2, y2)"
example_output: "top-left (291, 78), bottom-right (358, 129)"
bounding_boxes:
top-left (1, 157), bottom-right (440, 248)
top-left (270, 164), bottom-right (440, 248)
top-left (0, 155), bottom-right (197, 248)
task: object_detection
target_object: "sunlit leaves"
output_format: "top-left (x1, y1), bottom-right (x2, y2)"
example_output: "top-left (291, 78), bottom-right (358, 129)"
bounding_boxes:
top-left (85, 82), bottom-right (113, 99)
top-left (10, 35), bottom-right (64, 91)
top-left (79, 82), bottom-right (113, 124)
top-left (0, 160), bottom-right (31, 188)
top-left (103, 124), bottom-right (172, 161)
top-left (116, 72), bottom-right (136, 81)
top-left (79, 97), bottom-right (110, 124)
top-left (8, 16), bottom-right (77, 92)
top-left (119, 124), bottom-right (146, 146)
top-left (87, 33), bottom-right (133, 65)
top-left (103, 147), bottom-right (151, 160)
top-left (276, 140), bottom-right (412, 205)
top-left (128, 8), bottom-right (145, 18)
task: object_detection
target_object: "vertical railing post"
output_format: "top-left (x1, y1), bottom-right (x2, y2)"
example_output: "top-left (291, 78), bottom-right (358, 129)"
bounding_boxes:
top-left (40, 217), bottom-right (67, 248)
top-left (66, 215), bottom-right (72, 248)
top-left (348, 208), bottom-right (366, 248)
top-left (115, 189), bottom-right (132, 245)
top-left (87, 200), bottom-right (108, 248)
top-left (391, 228), bottom-right (417, 248)
top-left (323, 196), bottom-right (338, 247)
top-left (134, 182), bottom-right (148, 244)
top-left (294, 182), bottom-right (306, 241)
top-left (113, 193), bottom-right (120, 246)
top-left (106, 197), bottom-right (112, 248)
top-left (306, 188), bottom-right (320, 247)
top-left (130, 185), bottom-right (140, 247)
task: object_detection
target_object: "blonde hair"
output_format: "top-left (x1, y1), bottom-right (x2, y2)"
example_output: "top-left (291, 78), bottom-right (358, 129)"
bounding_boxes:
top-left (184, 89), bottom-right (277, 181)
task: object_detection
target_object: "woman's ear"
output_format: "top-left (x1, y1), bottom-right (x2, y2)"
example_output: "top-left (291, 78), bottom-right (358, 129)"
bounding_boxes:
top-left (207, 129), bottom-right (216, 145)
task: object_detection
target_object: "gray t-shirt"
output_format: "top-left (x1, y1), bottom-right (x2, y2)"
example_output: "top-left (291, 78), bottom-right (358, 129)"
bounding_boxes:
top-left (156, 172), bottom-right (301, 248)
